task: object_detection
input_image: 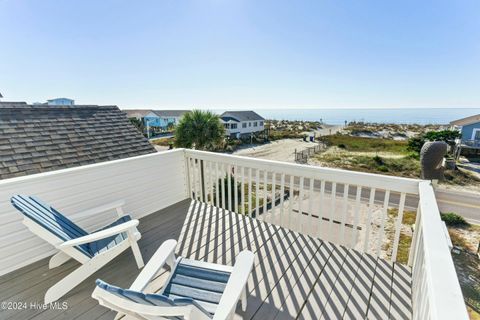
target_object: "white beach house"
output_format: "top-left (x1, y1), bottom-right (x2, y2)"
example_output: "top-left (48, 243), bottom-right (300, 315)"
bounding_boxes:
top-left (220, 111), bottom-right (265, 138)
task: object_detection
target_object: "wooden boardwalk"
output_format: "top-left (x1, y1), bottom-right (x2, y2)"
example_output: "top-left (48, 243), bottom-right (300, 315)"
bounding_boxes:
top-left (0, 199), bottom-right (412, 320)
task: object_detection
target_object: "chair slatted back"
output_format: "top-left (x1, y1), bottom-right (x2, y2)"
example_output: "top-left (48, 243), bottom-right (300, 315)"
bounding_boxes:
top-left (11, 195), bottom-right (92, 257)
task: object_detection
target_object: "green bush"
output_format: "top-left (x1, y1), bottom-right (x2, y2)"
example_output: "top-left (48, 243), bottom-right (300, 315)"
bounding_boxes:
top-left (407, 130), bottom-right (461, 154)
top-left (441, 212), bottom-right (469, 226)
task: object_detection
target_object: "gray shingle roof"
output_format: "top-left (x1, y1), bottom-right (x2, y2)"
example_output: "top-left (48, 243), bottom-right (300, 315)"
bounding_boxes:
top-left (0, 102), bottom-right (156, 180)
top-left (220, 111), bottom-right (265, 122)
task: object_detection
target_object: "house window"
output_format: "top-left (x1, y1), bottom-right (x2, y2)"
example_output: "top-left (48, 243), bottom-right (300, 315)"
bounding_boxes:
top-left (242, 123), bottom-right (247, 128)
top-left (253, 122), bottom-right (257, 127)
top-left (224, 123), bottom-right (230, 129)
top-left (231, 123), bottom-right (237, 129)
top-left (249, 122), bottom-right (252, 127)
top-left (260, 121), bottom-right (264, 126)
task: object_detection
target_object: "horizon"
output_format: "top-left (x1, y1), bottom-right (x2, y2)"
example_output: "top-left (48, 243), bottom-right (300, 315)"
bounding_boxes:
top-left (1, 0), bottom-right (480, 109)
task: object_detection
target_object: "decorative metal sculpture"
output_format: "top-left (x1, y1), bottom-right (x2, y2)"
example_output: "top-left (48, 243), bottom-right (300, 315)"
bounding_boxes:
top-left (420, 141), bottom-right (447, 180)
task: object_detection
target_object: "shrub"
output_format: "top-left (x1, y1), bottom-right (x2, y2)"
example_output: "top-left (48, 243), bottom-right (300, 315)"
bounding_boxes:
top-left (407, 130), bottom-right (461, 154)
top-left (441, 212), bottom-right (469, 226)
top-left (373, 155), bottom-right (384, 165)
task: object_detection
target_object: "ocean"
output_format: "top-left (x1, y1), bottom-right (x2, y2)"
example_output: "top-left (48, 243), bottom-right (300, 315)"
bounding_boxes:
top-left (243, 108), bottom-right (480, 125)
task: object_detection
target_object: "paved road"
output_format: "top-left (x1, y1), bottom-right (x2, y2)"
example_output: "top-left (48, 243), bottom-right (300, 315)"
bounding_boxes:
top-left (202, 168), bottom-right (480, 223)
top-left (434, 189), bottom-right (480, 224)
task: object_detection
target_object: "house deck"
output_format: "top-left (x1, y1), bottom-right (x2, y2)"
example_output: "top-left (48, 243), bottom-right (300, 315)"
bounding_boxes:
top-left (0, 199), bottom-right (412, 320)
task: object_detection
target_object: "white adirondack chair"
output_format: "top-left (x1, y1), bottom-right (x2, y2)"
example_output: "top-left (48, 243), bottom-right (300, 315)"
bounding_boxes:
top-left (92, 239), bottom-right (254, 320)
top-left (10, 195), bottom-right (144, 304)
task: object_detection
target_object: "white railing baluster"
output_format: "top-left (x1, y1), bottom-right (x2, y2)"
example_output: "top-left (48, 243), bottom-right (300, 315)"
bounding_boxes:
top-left (241, 166), bottom-right (245, 215)
top-left (234, 165), bottom-right (239, 213)
top-left (298, 176), bottom-right (304, 232)
top-left (263, 171), bottom-right (268, 218)
top-left (186, 157), bottom-right (192, 199)
top-left (215, 161), bottom-right (220, 207)
top-left (329, 182), bottom-right (337, 240)
top-left (340, 183), bottom-right (349, 245)
top-left (318, 180), bottom-right (326, 238)
top-left (271, 172), bottom-right (277, 224)
top-left (248, 167), bottom-right (252, 216)
top-left (227, 164), bottom-right (232, 212)
top-left (391, 192), bottom-right (406, 262)
top-left (363, 188), bottom-right (376, 253)
top-left (351, 186), bottom-right (362, 248)
top-left (200, 160), bottom-right (205, 202)
top-left (192, 158), bottom-right (198, 200)
top-left (206, 161), bottom-right (211, 204)
top-left (288, 175), bottom-right (294, 229)
top-left (408, 206), bottom-right (421, 266)
top-left (377, 189), bottom-right (391, 256)
top-left (308, 177), bottom-right (314, 236)
top-left (255, 168), bottom-right (260, 218)
top-left (221, 163), bottom-right (226, 210)
top-left (280, 173), bottom-right (285, 227)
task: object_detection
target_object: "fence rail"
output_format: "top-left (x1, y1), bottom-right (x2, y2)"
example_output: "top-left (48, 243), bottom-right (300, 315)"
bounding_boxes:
top-left (294, 142), bottom-right (323, 162)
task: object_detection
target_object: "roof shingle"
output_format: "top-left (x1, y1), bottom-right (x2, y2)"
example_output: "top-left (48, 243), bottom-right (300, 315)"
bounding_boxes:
top-left (0, 102), bottom-right (156, 180)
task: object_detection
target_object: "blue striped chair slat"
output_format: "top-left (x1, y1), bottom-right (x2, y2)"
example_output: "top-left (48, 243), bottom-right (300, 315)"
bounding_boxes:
top-left (11, 195), bottom-right (92, 257)
top-left (162, 258), bottom-right (232, 314)
top-left (89, 216), bottom-right (130, 256)
top-left (11, 195), bottom-right (131, 258)
top-left (96, 280), bottom-right (212, 320)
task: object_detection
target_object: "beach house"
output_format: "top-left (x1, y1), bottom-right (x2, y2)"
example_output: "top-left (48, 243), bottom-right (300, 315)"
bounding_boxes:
top-left (125, 109), bottom-right (189, 135)
top-left (46, 97), bottom-right (75, 106)
top-left (220, 110), bottom-right (265, 138)
top-left (450, 114), bottom-right (480, 157)
top-left (451, 114), bottom-right (480, 146)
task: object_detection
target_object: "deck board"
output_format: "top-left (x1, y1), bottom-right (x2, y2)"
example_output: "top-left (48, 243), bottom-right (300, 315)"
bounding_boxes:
top-left (0, 199), bottom-right (412, 319)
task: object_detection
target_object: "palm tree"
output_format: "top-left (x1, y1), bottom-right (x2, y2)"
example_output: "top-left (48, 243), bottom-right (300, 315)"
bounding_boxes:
top-left (175, 110), bottom-right (225, 150)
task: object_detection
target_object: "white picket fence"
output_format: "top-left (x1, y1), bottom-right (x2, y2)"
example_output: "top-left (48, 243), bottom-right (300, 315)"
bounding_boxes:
top-left (184, 149), bottom-right (468, 320)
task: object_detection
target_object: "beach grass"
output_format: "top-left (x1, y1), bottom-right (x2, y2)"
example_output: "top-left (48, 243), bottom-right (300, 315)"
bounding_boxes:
top-left (314, 152), bottom-right (420, 178)
top-left (322, 135), bottom-right (409, 153)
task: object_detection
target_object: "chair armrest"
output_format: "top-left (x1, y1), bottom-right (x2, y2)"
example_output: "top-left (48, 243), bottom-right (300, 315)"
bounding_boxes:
top-left (129, 239), bottom-right (177, 291)
top-left (70, 200), bottom-right (126, 220)
top-left (213, 250), bottom-right (254, 320)
top-left (59, 219), bottom-right (139, 248)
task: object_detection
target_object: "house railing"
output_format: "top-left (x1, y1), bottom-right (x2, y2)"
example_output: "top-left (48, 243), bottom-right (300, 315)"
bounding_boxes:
top-left (185, 149), bottom-right (420, 261)
top-left (184, 149), bottom-right (468, 320)
top-left (409, 181), bottom-right (468, 320)
top-left (460, 139), bottom-right (480, 147)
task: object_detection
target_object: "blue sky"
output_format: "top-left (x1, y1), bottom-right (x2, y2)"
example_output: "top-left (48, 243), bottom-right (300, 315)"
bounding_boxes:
top-left (0, 0), bottom-right (479, 109)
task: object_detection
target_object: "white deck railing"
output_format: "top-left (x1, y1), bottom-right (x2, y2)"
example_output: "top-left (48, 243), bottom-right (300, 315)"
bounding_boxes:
top-left (0, 148), bottom-right (468, 319)
top-left (184, 149), bottom-right (468, 320)
top-left (185, 149), bottom-right (419, 260)
top-left (409, 181), bottom-right (468, 320)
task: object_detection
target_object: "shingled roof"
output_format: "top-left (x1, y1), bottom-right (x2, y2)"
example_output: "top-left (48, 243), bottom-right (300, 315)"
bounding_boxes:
top-left (220, 111), bottom-right (265, 122)
top-left (0, 102), bottom-right (156, 180)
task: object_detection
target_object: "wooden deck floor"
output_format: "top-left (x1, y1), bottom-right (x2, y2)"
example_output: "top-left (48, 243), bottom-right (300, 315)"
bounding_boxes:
top-left (0, 199), bottom-right (412, 320)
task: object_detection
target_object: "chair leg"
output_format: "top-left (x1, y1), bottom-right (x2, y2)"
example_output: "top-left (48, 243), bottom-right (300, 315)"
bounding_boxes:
top-left (241, 286), bottom-right (248, 311)
top-left (49, 251), bottom-right (72, 269)
top-left (45, 243), bottom-right (129, 304)
top-left (130, 239), bottom-right (144, 269)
